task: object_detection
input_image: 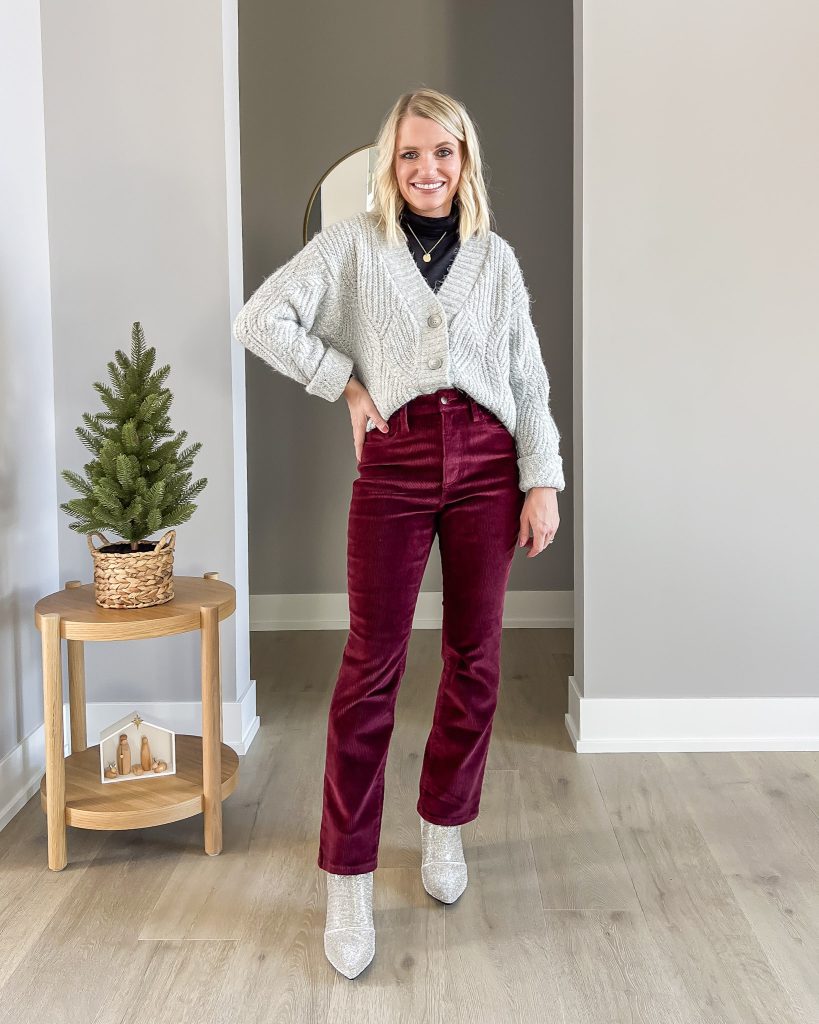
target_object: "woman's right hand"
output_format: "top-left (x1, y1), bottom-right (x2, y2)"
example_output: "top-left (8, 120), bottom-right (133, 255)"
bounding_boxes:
top-left (343, 377), bottom-right (390, 463)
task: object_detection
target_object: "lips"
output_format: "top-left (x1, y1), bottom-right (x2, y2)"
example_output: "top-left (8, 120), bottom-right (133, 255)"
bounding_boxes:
top-left (411, 181), bottom-right (445, 191)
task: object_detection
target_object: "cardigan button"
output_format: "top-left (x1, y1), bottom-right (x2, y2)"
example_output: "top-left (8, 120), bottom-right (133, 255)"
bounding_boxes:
top-left (427, 314), bottom-right (442, 328)
top-left (427, 356), bottom-right (442, 369)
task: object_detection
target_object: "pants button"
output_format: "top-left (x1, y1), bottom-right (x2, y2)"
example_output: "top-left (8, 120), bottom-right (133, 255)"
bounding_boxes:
top-left (440, 396), bottom-right (448, 404)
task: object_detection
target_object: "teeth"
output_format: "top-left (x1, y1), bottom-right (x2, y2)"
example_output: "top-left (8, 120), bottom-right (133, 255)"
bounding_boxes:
top-left (412, 182), bottom-right (444, 190)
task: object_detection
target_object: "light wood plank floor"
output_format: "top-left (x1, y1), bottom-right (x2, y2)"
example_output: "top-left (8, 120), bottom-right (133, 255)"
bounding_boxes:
top-left (1, 627), bottom-right (817, 1023)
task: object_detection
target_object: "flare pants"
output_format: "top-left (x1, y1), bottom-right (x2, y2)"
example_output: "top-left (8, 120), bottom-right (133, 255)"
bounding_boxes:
top-left (317, 386), bottom-right (525, 874)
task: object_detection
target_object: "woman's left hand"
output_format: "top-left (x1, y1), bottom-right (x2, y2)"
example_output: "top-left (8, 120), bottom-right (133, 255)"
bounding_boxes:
top-left (518, 487), bottom-right (559, 557)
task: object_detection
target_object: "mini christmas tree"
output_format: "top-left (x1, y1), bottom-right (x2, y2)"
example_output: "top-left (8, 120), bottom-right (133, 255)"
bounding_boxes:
top-left (60, 321), bottom-right (207, 550)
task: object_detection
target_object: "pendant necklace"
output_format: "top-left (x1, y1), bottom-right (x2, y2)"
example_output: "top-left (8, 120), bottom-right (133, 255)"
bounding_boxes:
top-left (404, 221), bottom-right (448, 263)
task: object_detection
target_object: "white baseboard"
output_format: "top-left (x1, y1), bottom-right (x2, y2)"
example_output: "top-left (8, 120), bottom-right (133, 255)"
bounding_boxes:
top-left (0, 683), bottom-right (259, 835)
top-left (565, 674), bottom-right (819, 752)
top-left (250, 590), bottom-right (574, 630)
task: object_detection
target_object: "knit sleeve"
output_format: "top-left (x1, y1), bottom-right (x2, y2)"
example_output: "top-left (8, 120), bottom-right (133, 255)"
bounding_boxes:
top-left (232, 233), bottom-right (354, 403)
top-left (506, 246), bottom-right (566, 492)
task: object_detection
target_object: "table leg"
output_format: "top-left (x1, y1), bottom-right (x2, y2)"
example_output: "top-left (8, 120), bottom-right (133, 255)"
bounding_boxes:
top-left (203, 573), bottom-right (223, 741)
top-left (65, 580), bottom-right (87, 752)
top-left (41, 612), bottom-right (67, 870)
top-left (201, 603), bottom-right (222, 856)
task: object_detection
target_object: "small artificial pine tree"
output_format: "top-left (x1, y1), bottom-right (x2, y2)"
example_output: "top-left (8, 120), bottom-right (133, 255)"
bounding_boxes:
top-left (60, 321), bottom-right (207, 550)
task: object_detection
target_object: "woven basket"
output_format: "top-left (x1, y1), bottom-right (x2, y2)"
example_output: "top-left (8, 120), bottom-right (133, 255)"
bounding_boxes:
top-left (86, 529), bottom-right (176, 609)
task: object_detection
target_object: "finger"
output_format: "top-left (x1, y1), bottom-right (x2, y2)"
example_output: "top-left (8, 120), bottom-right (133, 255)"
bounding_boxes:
top-left (530, 532), bottom-right (554, 556)
top-left (352, 429), bottom-right (364, 463)
top-left (529, 529), bottom-right (548, 557)
top-left (518, 519), bottom-right (529, 547)
top-left (368, 411), bottom-right (390, 432)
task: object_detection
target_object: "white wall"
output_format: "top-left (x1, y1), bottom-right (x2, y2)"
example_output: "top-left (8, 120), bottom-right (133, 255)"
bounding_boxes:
top-left (576, 0), bottom-right (819, 703)
top-left (0, 0), bottom-right (61, 825)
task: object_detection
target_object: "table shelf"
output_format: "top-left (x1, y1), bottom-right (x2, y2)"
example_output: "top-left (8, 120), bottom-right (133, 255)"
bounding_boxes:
top-left (40, 735), bottom-right (240, 830)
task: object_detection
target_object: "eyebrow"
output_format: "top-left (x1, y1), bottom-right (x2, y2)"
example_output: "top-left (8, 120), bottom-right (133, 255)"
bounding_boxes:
top-left (398, 141), bottom-right (456, 151)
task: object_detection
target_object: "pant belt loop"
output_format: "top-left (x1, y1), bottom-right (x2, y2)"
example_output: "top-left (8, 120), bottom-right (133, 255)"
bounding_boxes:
top-left (400, 402), bottom-right (410, 433)
top-left (467, 394), bottom-right (478, 422)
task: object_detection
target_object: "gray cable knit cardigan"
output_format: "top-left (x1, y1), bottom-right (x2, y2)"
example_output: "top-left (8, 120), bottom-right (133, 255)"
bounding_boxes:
top-left (232, 210), bottom-right (565, 492)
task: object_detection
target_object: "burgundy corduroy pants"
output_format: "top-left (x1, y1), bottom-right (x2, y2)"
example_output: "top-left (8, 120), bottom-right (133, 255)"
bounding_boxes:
top-left (317, 387), bottom-right (525, 874)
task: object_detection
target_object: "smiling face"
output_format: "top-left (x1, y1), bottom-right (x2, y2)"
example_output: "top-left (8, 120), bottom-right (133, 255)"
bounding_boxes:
top-left (394, 114), bottom-right (463, 217)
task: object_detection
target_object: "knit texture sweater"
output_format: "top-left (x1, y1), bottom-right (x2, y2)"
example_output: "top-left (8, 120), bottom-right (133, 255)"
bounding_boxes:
top-left (232, 210), bottom-right (565, 492)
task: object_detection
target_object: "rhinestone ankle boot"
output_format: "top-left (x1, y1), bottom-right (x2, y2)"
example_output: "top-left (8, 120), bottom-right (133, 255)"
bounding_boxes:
top-left (323, 870), bottom-right (376, 979)
top-left (420, 814), bottom-right (468, 903)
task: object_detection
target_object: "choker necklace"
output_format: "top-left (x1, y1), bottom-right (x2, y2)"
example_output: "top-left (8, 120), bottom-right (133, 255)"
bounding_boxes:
top-left (404, 221), bottom-right (447, 263)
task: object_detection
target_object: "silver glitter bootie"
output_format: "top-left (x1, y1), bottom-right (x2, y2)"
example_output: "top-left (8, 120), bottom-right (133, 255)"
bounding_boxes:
top-left (323, 870), bottom-right (375, 979)
top-left (420, 813), bottom-right (468, 903)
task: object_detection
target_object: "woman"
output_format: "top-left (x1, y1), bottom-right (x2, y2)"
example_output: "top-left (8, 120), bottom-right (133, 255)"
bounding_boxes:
top-left (233, 88), bottom-right (565, 979)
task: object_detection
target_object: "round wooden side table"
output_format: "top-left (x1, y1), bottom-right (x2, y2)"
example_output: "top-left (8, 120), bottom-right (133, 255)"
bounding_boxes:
top-left (33, 573), bottom-right (240, 870)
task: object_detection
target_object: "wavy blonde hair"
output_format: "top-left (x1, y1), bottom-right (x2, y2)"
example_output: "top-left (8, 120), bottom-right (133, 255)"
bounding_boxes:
top-left (370, 88), bottom-right (493, 247)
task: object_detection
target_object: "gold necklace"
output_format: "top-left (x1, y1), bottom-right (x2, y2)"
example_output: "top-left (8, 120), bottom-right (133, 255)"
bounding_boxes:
top-left (405, 221), bottom-right (448, 263)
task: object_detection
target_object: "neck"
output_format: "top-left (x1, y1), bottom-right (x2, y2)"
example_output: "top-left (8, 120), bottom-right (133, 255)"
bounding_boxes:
top-left (401, 200), bottom-right (459, 235)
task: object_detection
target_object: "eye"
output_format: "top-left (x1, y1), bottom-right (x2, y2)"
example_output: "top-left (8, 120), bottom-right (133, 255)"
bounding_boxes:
top-left (400, 148), bottom-right (455, 159)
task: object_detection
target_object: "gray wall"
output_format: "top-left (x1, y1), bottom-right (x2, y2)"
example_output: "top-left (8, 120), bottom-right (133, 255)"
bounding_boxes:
top-left (39, 0), bottom-right (250, 705)
top-left (238, 0), bottom-right (574, 596)
top-left (577, 0), bottom-right (819, 699)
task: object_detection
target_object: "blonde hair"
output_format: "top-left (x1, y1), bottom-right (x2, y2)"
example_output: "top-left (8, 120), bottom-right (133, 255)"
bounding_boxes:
top-left (370, 88), bottom-right (493, 247)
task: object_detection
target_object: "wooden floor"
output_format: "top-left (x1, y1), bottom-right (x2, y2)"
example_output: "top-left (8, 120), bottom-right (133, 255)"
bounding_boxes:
top-left (1, 627), bottom-right (818, 1023)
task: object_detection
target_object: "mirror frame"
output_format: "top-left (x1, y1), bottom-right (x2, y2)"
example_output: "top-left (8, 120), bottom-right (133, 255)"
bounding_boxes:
top-left (302, 141), bottom-right (378, 247)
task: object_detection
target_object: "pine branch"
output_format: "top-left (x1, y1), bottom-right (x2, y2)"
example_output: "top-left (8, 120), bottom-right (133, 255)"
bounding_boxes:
top-left (59, 321), bottom-right (208, 543)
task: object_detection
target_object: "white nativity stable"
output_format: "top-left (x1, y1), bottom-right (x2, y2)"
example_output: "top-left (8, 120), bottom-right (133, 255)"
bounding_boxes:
top-left (99, 710), bottom-right (177, 785)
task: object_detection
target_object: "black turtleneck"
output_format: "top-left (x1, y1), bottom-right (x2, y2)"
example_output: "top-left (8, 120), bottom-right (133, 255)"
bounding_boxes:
top-left (400, 198), bottom-right (461, 294)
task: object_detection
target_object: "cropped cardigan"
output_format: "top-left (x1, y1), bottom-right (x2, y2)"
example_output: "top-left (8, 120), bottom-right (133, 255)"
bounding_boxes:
top-left (232, 210), bottom-right (565, 492)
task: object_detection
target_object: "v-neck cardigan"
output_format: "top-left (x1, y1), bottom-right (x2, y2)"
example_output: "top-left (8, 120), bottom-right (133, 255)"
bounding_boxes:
top-left (232, 210), bottom-right (565, 492)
